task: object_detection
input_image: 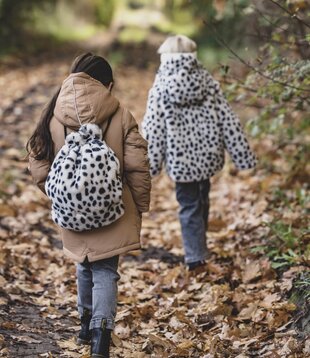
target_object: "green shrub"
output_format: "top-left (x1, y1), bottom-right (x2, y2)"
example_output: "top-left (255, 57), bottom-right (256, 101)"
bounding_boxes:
top-left (93, 0), bottom-right (116, 27)
top-left (0, 0), bottom-right (55, 52)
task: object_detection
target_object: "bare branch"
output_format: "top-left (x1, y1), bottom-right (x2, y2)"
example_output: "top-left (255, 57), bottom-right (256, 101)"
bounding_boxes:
top-left (245, 32), bottom-right (303, 47)
top-left (268, 0), bottom-right (310, 29)
top-left (221, 75), bottom-right (310, 107)
top-left (254, 6), bottom-right (291, 33)
top-left (222, 79), bottom-right (257, 94)
top-left (253, 5), bottom-right (310, 58)
top-left (204, 20), bottom-right (310, 93)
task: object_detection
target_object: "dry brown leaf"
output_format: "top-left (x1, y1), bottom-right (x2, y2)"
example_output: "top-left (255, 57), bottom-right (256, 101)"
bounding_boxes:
top-left (260, 293), bottom-right (281, 309)
top-left (0, 297), bottom-right (8, 305)
top-left (0, 275), bottom-right (7, 286)
top-left (238, 302), bottom-right (259, 321)
top-left (0, 203), bottom-right (16, 217)
top-left (0, 348), bottom-right (9, 356)
top-left (11, 335), bottom-right (42, 344)
top-left (148, 334), bottom-right (174, 349)
top-left (57, 337), bottom-right (79, 350)
top-left (242, 261), bottom-right (261, 283)
top-left (111, 332), bottom-right (123, 348)
top-left (208, 218), bottom-right (227, 232)
top-left (177, 339), bottom-right (194, 350)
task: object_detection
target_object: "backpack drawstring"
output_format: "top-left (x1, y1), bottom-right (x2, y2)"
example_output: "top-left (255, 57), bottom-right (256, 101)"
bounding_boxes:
top-left (72, 79), bottom-right (82, 126)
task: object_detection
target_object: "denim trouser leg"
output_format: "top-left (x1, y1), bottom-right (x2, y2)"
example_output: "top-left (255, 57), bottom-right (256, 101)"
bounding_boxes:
top-left (76, 255), bottom-right (120, 330)
top-left (77, 259), bottom-right (93, 314)
top-left (200, 180), bottom-right (210, 228)
top-left (175, 180), bottom-right (211, 264)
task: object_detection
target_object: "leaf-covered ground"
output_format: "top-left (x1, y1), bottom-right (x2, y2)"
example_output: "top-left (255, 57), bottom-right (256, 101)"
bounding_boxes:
top-left (0, 43), bottom-right (309, 357)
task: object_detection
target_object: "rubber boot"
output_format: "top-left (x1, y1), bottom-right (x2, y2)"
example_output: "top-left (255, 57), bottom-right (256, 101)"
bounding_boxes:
top-left (91, 319), bottom-right (112, 358)
top-left (77, 308), bottom-right (92, 345)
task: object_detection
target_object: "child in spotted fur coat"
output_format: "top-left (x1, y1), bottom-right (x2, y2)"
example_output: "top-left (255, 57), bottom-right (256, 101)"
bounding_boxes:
top-left (142, 35), bottom-right (257, 271)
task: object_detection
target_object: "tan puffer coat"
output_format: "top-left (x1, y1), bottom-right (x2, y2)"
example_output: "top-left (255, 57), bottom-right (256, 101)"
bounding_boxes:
top-left (29, 72), bottom-right (151, 263)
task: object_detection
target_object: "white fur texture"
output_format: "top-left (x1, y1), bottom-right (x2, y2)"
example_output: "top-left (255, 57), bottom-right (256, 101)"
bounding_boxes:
top-left (45, 123), bottom-right (124, 231)
top-left (142, 53), bottom-right (257, 182)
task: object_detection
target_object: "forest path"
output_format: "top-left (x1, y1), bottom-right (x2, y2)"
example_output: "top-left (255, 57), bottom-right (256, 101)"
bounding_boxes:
top-left (0, 38), bottom-right (308, 357)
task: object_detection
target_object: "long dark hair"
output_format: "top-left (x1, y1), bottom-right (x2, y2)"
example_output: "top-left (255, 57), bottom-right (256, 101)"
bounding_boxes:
top-left (26, 53), bottom-right (113, 163)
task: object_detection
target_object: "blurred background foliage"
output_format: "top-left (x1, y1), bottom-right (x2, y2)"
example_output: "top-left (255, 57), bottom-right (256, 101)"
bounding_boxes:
top-left (0, 0), bottom-right (266, 58)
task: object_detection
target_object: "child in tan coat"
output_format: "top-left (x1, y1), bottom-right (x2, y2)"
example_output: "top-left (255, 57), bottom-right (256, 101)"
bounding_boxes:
top-left (28, 53), bottom-right (151, 358)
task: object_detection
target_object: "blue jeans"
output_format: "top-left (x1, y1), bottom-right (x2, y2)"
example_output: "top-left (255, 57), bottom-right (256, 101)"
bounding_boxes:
top-left (76, 255), bottom-right (120, 330)
top-left (175, 180), bottom-right (210, 264)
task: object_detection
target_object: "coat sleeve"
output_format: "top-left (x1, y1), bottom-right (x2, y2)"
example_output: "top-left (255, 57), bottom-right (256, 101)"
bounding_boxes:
top-left (214, 81), bottom-right (257, 170)
top-left (141, 89), bottom-right (166, 177)
top-left (123, 109), bottom-right (151, 213)
top-left (28, 155), bottom-right (51, 194)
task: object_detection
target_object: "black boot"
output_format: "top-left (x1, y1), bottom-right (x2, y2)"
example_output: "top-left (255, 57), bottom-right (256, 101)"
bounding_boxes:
top-left (77, 308), bottom-right (92, 345)
top-left (187, 260), bottom-right (206, 271)
top-left (91, 319), bottom-right (112, 358)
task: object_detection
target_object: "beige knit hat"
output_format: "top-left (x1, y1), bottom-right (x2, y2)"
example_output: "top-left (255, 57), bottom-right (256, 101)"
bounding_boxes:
top-left (157, 35), bottom-right (197, 54)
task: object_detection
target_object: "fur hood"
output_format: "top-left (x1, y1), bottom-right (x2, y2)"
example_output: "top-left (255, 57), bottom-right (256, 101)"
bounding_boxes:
top-left (143, 53), bottom-right (257, 182)
top-left (155, 53), bottom-right (212, 105)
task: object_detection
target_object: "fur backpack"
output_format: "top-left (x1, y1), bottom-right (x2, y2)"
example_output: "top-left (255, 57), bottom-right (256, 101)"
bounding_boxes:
top-left (45, 81), bottom-right (124, 231)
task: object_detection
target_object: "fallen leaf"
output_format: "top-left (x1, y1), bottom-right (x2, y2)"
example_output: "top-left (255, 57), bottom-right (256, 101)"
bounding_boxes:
top-left (11, 335), bottom-right (42, 344)
top-left (0, 203), bottom-right (16, 217)
top-left (242, 261), bottom-right (261, 283)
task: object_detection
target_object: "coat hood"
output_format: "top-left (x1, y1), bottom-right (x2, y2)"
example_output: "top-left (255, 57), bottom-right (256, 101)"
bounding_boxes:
top-left (54, 72), bottom-right (119, 129)
top-left (155, 53), bottom-right (213, 105)
top-left (143, 53), bottom-right (257, 182)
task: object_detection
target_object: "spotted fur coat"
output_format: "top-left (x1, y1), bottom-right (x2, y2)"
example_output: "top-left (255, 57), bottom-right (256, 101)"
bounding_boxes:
top-left (142, 53), bottom-right (257, 182)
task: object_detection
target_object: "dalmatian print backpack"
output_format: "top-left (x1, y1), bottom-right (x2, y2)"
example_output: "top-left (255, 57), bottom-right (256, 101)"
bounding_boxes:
top-left (45, 81), bottom-right (124, 231)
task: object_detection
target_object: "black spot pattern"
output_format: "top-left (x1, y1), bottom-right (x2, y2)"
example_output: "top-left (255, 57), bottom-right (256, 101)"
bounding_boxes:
top-left (142, 53), bottom-right (257, 182)
top-left (45, 124), bottom-right (124, 231)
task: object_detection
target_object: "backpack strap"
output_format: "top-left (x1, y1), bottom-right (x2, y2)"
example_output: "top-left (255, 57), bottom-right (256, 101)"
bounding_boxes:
top-left (64, 76), bottom-right (113, 140)
top-left (63, 79), bottom-right (81, 140)
top-left (102, 116), bottom-right (113, 138)
top-left (72, 79), bottom-right (82, 126)
top-left (63, 117), bottom-right (112, 139)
